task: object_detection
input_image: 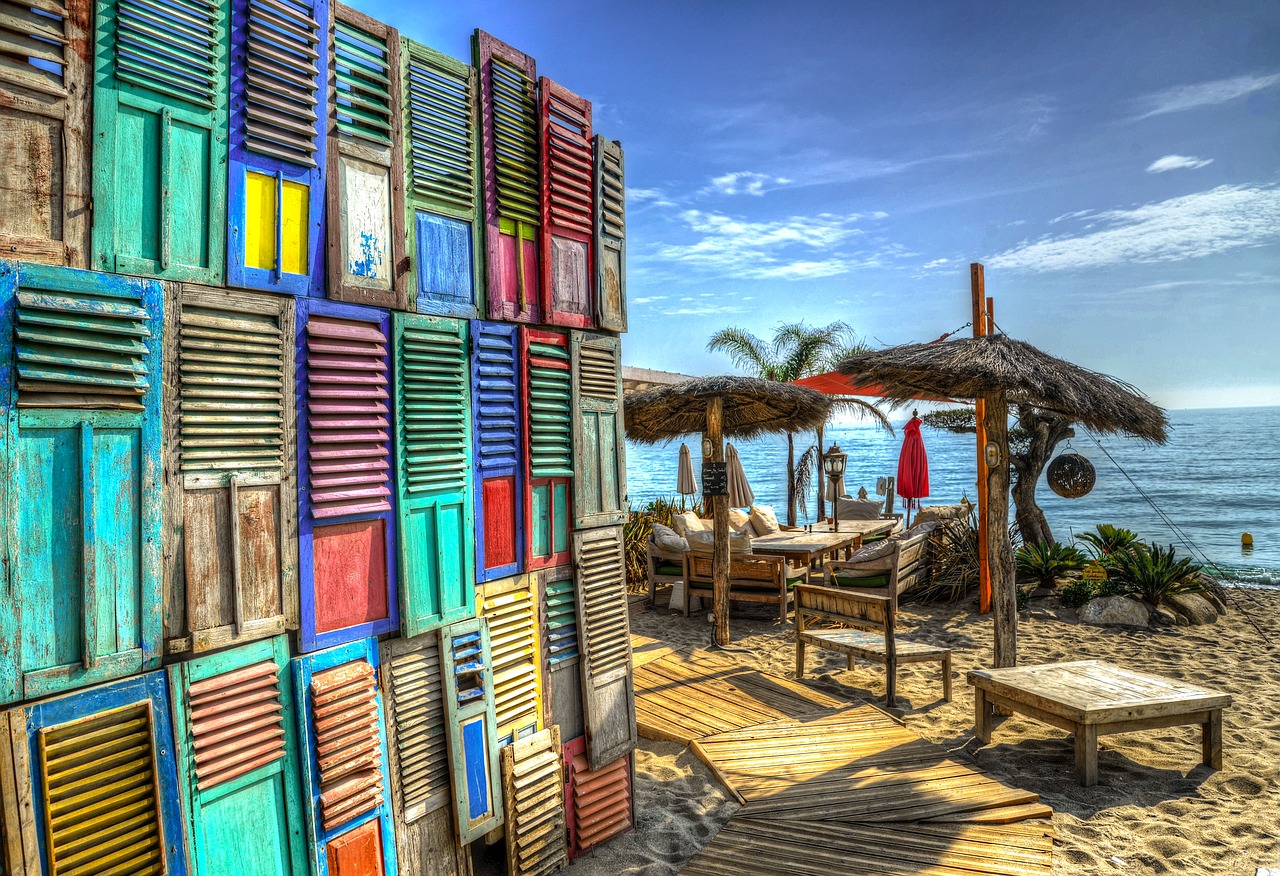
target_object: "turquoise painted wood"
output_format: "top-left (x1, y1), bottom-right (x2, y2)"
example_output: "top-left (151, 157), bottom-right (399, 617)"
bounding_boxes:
top-left (570, 331), bottom-right (626, 529)
top-left (0, 260), bottom-right (164, 707)
top-left (91, 0), bottom-right (230, 283)
top-left (170, 635), bottom-right (309, 876)
top-left (291, 638), bottom-right (398, 876)
top-left (392, 313), bottom-right (475, 636)
top-left (438, 618), bottom-right (502, 843)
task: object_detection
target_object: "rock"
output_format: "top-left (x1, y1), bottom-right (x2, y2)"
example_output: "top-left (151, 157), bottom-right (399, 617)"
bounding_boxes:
top-left (1193, 573), bottom-right (1229, 613)
top-left (1164, 592), bottom-right (1218, 625)
top-left (1152, 606), bottom-right (1179, 626)
top-left (1079, 596), bottom-right (1149, 627)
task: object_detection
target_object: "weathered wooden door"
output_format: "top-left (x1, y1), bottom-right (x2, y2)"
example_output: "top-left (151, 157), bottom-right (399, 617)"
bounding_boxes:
top-left (327, 4), bottom-right (406, 308)
top-left (563, 735), bottom-right (632, 859)
top-left (92, 0), bottom-right (229, 283)
top-left (572, 526), bottom-right (637, 771)
top-left (473, 30), bottom-right (539, 324)
top-left (500, 727), bottom-right (567, 876)
top-left (402, 39), bottom-right (480, 318)
top-left (0, 0), bottom-right (91, 267)
top-left (478, 573), bottom-right (543, 745)
top-left (378, 634), bottom-right (471, 876)
top-left (296, 298), bottom-right (398, 651)
top-left (164, 285), bottom-right (299, 654)
top-left (570, 331), bottom-right (626, 529)
top-left (539, 79), bottom-right (593, 329)
top-left (520, 328), bottom-right (571, 570)
top-left (439, 618), bottom-right (502, 843)
top-left (593, 137), bottom-right (626, 333)
top-left (226, 0), bottom-right (327, 295)
top-left (472, 320), bottom-right (522, 581)
top-left (1, 671), bottom-right (188, 876)
top-left (392, 313), bottom-right (474, 636)
top-left (0, 261), bottom-right (163, 706)
top-left (540, 568), bottom-right (583, 740)
top-left (292, 638), bottom-right (398, 876)
top-left (170, 635), bottom-right (309, 876)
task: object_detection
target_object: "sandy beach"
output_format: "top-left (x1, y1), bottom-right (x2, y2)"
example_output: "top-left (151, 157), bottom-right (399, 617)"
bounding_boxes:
top-left (562, 585), bottom-right (1280, 876)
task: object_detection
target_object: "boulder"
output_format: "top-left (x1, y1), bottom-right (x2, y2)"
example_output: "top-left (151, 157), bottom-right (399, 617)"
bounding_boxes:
top-left (1193, 573), bottom-right (1229, 613)
top-left (1164, 592), bottom-right (1218, 625)
top-left (1151, 606), bottom-right (1179, 626)
top-left (1079, 596), bottom-right (1149, 627)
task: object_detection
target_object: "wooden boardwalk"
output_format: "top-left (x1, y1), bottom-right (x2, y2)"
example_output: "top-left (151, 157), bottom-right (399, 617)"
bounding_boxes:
top-left (629, 640), bottom-right (1054, 875)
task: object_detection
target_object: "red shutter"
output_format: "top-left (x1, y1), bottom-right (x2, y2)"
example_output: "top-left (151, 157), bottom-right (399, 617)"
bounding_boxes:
top-left (187, 660), bottom-right (288, 789)
top-left (539, 79), bottom-right (593, 328)
top-left (563, 735), bottom-right (632, 859)
top-left (311, 660), bottom-right (385, 831)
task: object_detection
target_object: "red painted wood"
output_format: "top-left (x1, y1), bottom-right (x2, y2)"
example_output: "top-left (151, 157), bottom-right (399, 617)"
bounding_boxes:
top-left (539, 78), bottom-right (594, 329)
top-left (326, 817), bottom-right (385, 876)
top-left (481, 476), bottom-right (517, 569)
top-left (313, 520), bottom-right (390, 633)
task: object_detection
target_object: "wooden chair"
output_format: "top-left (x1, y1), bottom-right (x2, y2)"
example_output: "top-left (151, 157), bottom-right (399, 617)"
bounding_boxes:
top-left (682, 551), bottom-right (809, 620)
top-left (795, 534), bottom-right (950, 707)
top-left (646, 536), bottom-right (685, 607)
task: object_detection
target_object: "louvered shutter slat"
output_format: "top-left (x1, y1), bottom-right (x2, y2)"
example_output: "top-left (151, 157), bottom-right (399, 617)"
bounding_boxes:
top-left (187, 660), bottom-right (287, 790)
top-left (383, 642), bottom-right (451, 819)
top-left (501, 728), bottom-right (567, 876)
top-left (398, 322), bottom-right (468, 494)
top-left (593, 137), bottom-right (627, 332)
top-left (480, 579), bottom-right (540, 741)
top-left (474, 324), bottom-right (520, 470)
top-left (405, 49), bottom-right (475, 215)
top-left (544, 577), bottom-right (579, 665)
top-left (333, 20), bottom-right (392, 144)
top-left (525, 341), bottom-right (572, 478)
top-left (243, 0), bottom-right (320, 164)
top-left (310, 660), bottom-right (384, 832)
top-left (114, 0), bottom-right (219, 105)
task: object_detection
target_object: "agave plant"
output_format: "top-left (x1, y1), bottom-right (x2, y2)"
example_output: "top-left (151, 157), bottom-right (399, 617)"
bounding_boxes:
top-left (1110, 542), bottom-right (1204, 606)
top-left (1077, 524), bottom-right (1142, 560)
top-left (1015, 540), bottom-right (1086, 588)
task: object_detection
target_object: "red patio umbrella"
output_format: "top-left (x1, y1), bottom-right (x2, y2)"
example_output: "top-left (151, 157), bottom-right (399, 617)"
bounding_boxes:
top-left (897, 410), bottom-right (929, 525)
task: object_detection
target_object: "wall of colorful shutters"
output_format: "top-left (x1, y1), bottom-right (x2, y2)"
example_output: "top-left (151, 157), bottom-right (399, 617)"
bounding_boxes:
top-left (0, 5), bottom-right (632, 872)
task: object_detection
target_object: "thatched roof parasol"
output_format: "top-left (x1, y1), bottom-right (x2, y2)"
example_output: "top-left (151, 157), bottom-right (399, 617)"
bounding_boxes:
top-left (625, 376), bottom-right (834, 444)
top-left (837, 334), bottom-right (1168, 443)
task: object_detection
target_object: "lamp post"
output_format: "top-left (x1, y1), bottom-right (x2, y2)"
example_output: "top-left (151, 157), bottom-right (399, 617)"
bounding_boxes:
top-left (823, 443), bottom-right (848, 532)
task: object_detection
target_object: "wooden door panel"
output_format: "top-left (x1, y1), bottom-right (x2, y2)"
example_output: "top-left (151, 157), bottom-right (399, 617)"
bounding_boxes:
top-left (593, 137), bottom-right (626, 332)
top-left (327, 819), bottom-right (385, 876)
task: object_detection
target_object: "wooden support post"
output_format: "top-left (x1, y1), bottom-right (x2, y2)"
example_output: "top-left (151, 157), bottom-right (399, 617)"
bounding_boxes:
top-left (971, 264), bottom-right (992, 615)
top-left (706, 398), bottom-right (730, 646)
top-left (1073, 723), bottom-right (1099, 786)
top-left (984, 389), bottom-right (1017, 668)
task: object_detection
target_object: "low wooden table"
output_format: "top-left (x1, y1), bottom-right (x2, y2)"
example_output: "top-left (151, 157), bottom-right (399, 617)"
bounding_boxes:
top-left (968, 660), bottom-right (1232, 786)
top-left (751, 519), bottom-right (898, 567)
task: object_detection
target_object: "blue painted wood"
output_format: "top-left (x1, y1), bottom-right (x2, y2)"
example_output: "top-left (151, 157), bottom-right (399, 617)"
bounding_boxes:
top-left (13, 670), bottom-right (188, 876)
top-left (471, 320), bottom-right (523, 581)
top-left (0, 260), bottom-right (164, 707)
top-left (291, 638), bottom-right (398, 876)
top-left (414, 213), bottom-right (475, 317)
top-left (295, 297), bottom-right (399, 652)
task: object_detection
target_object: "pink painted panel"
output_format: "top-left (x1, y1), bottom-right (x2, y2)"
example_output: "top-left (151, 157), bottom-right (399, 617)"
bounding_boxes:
top-left (313, 520), bottom-right (390, 633)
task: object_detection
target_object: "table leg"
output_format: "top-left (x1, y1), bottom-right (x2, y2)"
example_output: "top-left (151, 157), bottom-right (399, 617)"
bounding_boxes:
top-left (1202, 709), bottom-right (1223, 769)
top-left (1074, 723), bottom-right (1098, 786)
top-left (975, 688), bottom-right (992, 744)
top-left (795, 640), bottom-right (806, 680)
top-left (942, 652), bottom-right (952, 702)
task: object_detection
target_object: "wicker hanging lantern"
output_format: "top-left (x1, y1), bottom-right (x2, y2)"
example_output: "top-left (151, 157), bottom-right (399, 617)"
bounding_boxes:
top-left (1047, 452), bottom-right (1096, 498)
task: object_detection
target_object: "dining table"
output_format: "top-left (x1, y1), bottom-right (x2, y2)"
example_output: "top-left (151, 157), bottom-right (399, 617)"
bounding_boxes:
top-left (749, 518), bottom-right (898, 568)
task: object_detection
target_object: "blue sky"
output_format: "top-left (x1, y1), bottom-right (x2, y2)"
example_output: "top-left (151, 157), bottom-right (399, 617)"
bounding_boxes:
top-left (375, 1), bottom-right (1280, 410)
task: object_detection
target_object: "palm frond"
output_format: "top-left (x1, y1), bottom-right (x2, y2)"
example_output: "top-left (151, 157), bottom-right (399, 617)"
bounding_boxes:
top-left (829, 396), bottom-right (895, 433)
top-left (791, 443), bottom-right (819, 519)
top-left (707, 327), bottom-right (779, 378)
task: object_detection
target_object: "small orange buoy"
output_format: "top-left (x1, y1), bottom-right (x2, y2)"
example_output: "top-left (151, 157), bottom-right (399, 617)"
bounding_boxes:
top-left (1242, 532), bottom-right (1254, 547)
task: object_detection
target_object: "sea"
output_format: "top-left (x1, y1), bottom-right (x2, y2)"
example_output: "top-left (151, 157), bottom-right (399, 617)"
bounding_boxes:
top-left (624, 405), bottom-right (1280, 588)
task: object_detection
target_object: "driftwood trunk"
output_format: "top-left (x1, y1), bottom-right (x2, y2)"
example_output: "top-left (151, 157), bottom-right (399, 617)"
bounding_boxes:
top-left (983, 390), bottom-right (1017, 669)
top-left (1010, 408), bottom-right (1074, 546)
top-left (706, 398), bottom-right (730, 646)
top-left (785, 433), bottom-right (797, 527)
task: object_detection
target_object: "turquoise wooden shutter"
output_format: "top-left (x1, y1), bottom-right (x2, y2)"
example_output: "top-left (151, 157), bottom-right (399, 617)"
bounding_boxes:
top-left (0, 261), bottom-right (163, 706)
top-left (593, 137), bottom-right (626, 333)
top-left (439, 618), bottom-right (502, 843)
top-left (402, 39), bottom-right (480, 318)
top-left (393, 313), bottom-right (475, 636)
top-left (570, 331), bottom-right (626, 529)
top-left (520, 328), bottom-right (571, 570)
top-left (92, 0), bottom-right (229, 283)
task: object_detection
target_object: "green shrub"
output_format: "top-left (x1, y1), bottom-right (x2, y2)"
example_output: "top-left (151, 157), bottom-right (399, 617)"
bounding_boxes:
top-left (1016, 586), bottom-right (1032, 612)
top-left (1110, 542), bottom-right (1204, 606)
top-left (1077, 524), bottom-right (1142, 560)
top-left (1015, 540), bottom-right (1086, 587)
top-left (1059, 579), bottom-right (1096, 609)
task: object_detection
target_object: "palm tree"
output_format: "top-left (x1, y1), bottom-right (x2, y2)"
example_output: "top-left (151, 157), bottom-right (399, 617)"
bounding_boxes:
top-left (707, 322), bottom-right (888, 526)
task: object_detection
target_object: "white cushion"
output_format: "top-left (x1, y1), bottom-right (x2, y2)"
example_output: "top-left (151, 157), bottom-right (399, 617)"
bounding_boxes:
top-left (912, 504), bottom-right (970, 525)
top-left (651, 523), bottom-right (689, 553)
top-left (728, 508), bottom-right (754, 535)
top-left (833, 497), bottom-right (884, 520)
top-left (673, 511), bottom-right (711, 538)
top-left (687, 529), bottom-right (753, 554)
top-left (748, 504), bottom-right (782, 536)
top-left (848, 538), bottom-right (897, 563)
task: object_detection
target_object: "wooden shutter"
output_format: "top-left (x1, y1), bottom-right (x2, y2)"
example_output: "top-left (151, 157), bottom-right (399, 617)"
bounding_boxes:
top-left (571, 331), bottom-right (626, 528)
top-left (171, 636), bottom-right (309, 876)
top-left (91, 0), bottom-right (229, 282)
top-left (593, 137), bottom-right (626, 333)
top-left (0, 0), bottom-right (91, 266)
top-left (539, 79), bottom-right (593, 329)
top-left (563, 734), bottom-right (632, 859)
top-left (520, 328), bottom-right (571, 570)
top-left (164, 285), bottom-right (299, 655)
top-left (501, 727), bottom-right (567, 876)
top-left (293, 639), bottom-right (397, 876)
top-left (0, 261), bottom-right (164, 706)
top-left (474, 30), bottom-right (539, 324)
top-left (327, 3), bottom-right (406, 308)
top-left (572, 526), bottom-right (636, 771)
top-left (297, 298), bottom-right (398, 652)
top-left (393, 313), bottom-right (475, 636)
top-left (439, 618), bottom-right (503, 843)
top-left (403, 39), bottom-right (480, 318)
top-left (226, 0), bottom-right (327, 294)
top-left (479, 574), bottom-right (543, 745)
top-left (541, 569), bottom-right (583, 741)
top-left (472, 320), bottom-right (522, 581)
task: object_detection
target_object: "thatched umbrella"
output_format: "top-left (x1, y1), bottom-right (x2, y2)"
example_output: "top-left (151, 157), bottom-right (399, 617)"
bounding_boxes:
top-left (839, 334), bottom-right (1168, 668)
top-left (625, 376), bottom-right (835, 644)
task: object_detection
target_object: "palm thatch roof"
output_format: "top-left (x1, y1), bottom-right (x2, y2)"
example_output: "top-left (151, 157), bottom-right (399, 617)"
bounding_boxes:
top-left (624, 376), bottom-right (835, 444)
top-left (837, 334), bottom-right (1168, 443)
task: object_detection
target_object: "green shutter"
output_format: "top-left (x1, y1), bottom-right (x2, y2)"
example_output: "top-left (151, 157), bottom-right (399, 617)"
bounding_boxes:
top-left (570, 331), bottom-right (626, 528)
top-left (526, 340), bottom-right (572, 478)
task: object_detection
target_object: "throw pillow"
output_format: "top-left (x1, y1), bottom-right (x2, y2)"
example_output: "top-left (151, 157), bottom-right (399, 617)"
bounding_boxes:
top-left (748, 504), bottom-right (782, 536)
top-left (834, 497), bottom-right (885, 520)
top-left (687, 529), bottom-right (753, 554)
top-left (847, 537), bottom-right (897, 563)
top-left (728, 508), bottom-right (754, 535)
top-left (673, 511), bottom-right (711, 538)
top-left (651, 523), bottom-right (689, 553)
top-left (912, 504), bottom-right (968, 525)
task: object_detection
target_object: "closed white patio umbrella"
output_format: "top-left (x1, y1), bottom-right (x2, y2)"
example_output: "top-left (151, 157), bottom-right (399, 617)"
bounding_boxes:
top-left (725, 443), bottom-right (754, 508)
top-left (676, 443), bottom-right (698, 510)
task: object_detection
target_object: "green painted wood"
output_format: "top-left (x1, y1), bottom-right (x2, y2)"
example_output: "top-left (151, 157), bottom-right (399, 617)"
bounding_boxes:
top-left (570, 331), bottom-right (626, 529)
top-left (91, 0), bottom-right (230, 283)
top-left (438, 617), bottom-right (502, 842)
top-left (392, 313), bottom-right (475, 636)
top-left (0, 261), bottom-right (164, 707)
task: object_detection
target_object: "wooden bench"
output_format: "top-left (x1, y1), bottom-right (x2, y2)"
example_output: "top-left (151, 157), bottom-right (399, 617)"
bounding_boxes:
top-left (646, 537), bottom-right (684, 607)
top-left (682, 552), bottom-right (809, 621)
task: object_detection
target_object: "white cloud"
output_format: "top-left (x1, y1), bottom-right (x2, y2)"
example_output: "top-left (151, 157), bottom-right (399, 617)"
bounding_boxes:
top-left (1146, 154), bottom-right (1214, 173)
top-left (921, 258), bottom-right (950, 270)
top-left (1132, 72), bottom-right (1280, 119)
top-left (988, 184), bottom-right (1280, 272)
top-left (627, 187), bottom-right (677, 208)
top-left (658, 303), bottom-right (748, 316)
top-left (630, 295), bottom-right (668, 305)
top-left (701, 171), bottom-right (793, 197)
top-left (1049, 209), bottom-right (1093, 225)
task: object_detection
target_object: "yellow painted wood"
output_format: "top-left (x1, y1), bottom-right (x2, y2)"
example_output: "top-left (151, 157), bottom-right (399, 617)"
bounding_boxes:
top-left (280, 180), bottom-right (309, 275)
top-left (244, 171), bottom-right (277, 271)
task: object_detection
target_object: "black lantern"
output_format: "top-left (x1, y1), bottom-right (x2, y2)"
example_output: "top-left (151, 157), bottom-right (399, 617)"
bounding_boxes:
top-left (823, 443), bottom-right (848, 531)
top-left (1047, 452), bottom-right (1096, 498)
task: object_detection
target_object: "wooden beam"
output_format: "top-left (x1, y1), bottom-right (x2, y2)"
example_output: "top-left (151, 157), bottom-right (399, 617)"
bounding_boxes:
top-left (983, 389), bottom-right (1017, 668)
top-left (971, 264), bottom-right (991, 615)
top-left (706, 397), bottom-right (730, 646)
